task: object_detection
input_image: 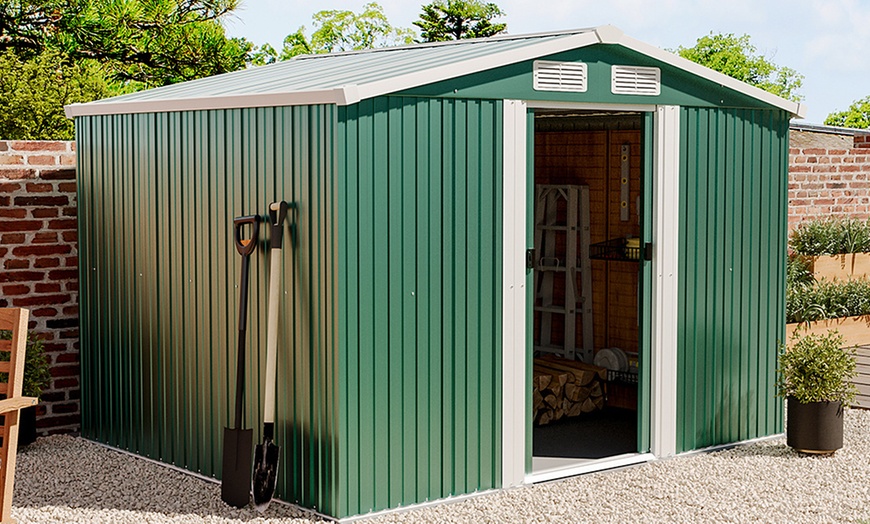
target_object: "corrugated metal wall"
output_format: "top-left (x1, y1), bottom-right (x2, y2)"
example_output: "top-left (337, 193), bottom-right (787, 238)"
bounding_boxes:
top-left (337, 96), bottom-right (503, 517)
top-left (76, 106), bottom-right (339, 512)
top-left (676, 107), bottom-right (789, 452)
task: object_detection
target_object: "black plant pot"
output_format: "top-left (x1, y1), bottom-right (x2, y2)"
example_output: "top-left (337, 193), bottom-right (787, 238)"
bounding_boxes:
top-left (786, 396), bottom-right (844, 454)
top-left (17, 405), bottom-right (37, 448)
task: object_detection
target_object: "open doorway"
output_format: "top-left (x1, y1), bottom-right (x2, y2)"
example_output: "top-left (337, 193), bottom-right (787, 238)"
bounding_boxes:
top-left (531, 110), bottom-right (645, 472)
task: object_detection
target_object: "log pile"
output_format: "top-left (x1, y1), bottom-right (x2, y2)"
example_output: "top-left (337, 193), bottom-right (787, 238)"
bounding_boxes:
top-left (533, 355), bottom-right (607, 425)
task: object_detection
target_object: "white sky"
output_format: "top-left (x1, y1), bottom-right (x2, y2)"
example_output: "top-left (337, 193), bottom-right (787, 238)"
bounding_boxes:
top-left (224, 0), bottom-right (870, 124)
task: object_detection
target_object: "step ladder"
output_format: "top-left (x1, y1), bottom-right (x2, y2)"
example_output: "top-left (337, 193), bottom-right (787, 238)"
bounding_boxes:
top-left (534, 185), bottom-right (593, 362)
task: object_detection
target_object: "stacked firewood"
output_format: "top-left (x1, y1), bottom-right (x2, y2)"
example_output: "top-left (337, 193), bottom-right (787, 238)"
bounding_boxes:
top-left (533, 355), bottom-right (607, 425)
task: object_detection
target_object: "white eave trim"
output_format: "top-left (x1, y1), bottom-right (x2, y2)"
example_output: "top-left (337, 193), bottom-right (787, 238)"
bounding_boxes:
top-left (63, 86), bottom-right (359, 117)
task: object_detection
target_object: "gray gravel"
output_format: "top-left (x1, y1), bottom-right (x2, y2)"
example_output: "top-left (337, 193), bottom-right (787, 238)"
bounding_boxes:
top-left (13, 409), bottom-right (870, 523)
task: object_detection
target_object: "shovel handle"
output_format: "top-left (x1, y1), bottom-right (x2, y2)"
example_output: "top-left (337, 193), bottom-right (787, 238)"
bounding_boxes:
top-left (263, 201), bottom-right (290, 425)
top-left (234, 215), bottom-right (260, 256)
top-left (269, 201), bottom-right (289, 249)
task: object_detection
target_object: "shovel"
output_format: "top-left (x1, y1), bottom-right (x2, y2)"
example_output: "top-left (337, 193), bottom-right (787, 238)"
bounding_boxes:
top-left (221, 214), bottom-right (260, 508)
top-left (252, 201), bottom-right (289, 510)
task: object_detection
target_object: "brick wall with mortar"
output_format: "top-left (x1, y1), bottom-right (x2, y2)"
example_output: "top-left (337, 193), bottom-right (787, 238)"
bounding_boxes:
top-left (0, 140), bottom-right (79, 435)
top-left (788, 127), bottom-right (870, 232)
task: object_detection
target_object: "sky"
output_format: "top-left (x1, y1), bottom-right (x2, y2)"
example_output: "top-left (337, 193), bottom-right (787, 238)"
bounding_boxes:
top-left (223, 0), bottom-right (870, 124)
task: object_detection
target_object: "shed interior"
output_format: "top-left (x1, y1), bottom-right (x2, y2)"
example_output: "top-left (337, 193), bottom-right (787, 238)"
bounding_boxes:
top-left (531, 110), bottom-right (644, 464)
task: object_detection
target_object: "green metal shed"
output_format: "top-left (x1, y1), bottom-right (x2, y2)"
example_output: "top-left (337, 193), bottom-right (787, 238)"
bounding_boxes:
top-left (66, 25), bottom-right (802, 519)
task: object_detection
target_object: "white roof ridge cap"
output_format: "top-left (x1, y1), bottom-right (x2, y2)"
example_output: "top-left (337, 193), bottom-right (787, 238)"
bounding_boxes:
top-left (594, 25), bottom-right (624, 44)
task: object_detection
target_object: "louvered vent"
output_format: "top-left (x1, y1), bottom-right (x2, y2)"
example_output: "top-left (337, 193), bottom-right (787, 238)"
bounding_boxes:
top-left (533, 61), bottom-right (587, 92)
top-left (611, 65), bottom-right (661, 95)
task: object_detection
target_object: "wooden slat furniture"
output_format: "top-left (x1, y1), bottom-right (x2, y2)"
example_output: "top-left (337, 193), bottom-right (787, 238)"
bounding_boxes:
top-left (854, 345), bottom-right (870, 410)
top-left (0, 309), bottom-right (38, 524)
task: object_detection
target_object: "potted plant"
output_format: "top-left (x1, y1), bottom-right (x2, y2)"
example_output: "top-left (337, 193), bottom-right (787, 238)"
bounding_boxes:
top-left (0, 331), bottom-right (51, 446)
top-left (776, 329), bottom-right (858, 454)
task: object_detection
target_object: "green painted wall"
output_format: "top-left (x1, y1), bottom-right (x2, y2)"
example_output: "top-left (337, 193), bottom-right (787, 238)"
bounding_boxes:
top-left (76, 106), bottom-right (339, 513)
top-left (336, 96), bottom-right (503, 517)
top-left (399, 45), bottom-right (779, 111)
top-left (676, 107), bottom-right (789, 452)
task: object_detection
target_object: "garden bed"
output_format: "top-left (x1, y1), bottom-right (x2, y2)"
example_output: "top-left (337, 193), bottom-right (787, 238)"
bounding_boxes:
top-left (786, 315), bottom-right (870, 348)
top-left (806, 253), bottom-right (870, 281)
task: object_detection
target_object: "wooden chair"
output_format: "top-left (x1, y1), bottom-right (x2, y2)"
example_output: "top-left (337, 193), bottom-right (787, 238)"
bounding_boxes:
top-left (0, 309), bottom-right (38, 524)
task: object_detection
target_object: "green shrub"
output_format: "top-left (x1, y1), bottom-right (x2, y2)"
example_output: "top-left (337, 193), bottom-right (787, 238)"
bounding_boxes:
top-left (786, 253), bottom-right (814, 287)
top-left (786, 277), bottom-right (870, 323)
top-left (777, 330), bottom-right (857, 406)
top-left (789, 217), bottom-right (870, 256)
top-left (0, 331), bottom-right (51, 399)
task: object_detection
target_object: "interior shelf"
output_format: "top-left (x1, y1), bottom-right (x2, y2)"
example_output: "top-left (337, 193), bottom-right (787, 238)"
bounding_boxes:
top-left (589, 238), bottom-right (641, 262)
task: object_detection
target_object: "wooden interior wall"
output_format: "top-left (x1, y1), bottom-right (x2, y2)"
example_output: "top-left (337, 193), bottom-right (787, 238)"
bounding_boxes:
top-left (534, 127), bottom-right (641, 359)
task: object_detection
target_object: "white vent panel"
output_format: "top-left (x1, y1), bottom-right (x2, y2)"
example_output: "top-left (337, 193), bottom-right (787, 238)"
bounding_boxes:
top-left (533, 61), bottom-right (587, 93)
top-left (611, 65), bottom-right (661, 96)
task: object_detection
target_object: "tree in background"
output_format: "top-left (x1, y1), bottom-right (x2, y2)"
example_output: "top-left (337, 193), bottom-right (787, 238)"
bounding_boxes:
top-left (414, 0), bottom-right (506, 42)
top-left (0, 0), bottom-right (252, 87)
top-left (676, 33), bottom-right (803, 102)
top-left (0, 0), bottom-right (257, 138)
top-left (276, 2), bottom-right (415, 60)
top-left (825, 96), bottom-right (870, 129)
top-left (0, 49), bottom-right (109, 139)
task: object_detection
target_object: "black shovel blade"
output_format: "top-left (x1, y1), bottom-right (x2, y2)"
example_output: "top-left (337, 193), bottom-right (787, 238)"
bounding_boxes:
top-left (221, 427), bottom-right (253, 508)
top-left (252, 438), bottom-right (280, 511)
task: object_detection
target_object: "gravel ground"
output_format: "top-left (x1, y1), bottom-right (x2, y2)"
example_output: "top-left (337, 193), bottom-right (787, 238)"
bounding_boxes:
top-left (13, 409), bottom-right (870, 523)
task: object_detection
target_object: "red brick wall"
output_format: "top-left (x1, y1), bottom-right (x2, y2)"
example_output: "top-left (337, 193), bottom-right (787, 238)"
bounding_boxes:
top-left (0, 140), bottom-right (79, 435)
top-left (788, 130), bottom-right (870, 231)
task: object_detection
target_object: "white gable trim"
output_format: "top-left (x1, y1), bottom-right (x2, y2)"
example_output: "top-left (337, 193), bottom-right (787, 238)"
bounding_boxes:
top-left (614, 33), bottom-right (805, 118)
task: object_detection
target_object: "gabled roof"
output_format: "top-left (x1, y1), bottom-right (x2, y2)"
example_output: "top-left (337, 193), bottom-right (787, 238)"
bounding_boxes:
top-left (64, 25), bottom-right (805, 118)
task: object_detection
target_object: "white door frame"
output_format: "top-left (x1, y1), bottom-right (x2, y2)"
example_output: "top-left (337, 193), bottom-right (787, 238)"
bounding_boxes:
top-left (500, 100), bottom-right (681, 487)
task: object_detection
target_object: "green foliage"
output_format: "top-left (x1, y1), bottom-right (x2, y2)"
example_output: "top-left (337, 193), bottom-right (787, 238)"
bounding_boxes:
top-left (785, 254), bottom-right (815, 324)
top-left (676, 33), bottom-right (803, 102)
top-left (786, 253), bottom-right (815, 287)
top-left (248, 43), bottom-right (277, 66)
top-left (825, 96), bottom-right (870, 129)
top-left (278, 2), bottom-right (415, 59)
top-left (414, 0), bottom-right (506, 42)
top-left (789, 217), bottom-right (870, 256)
top-left (0, 49), bottom-right (110, 139)
top-left (786, 277), bottom-right (870, 323)
top-left (0, 330), bottom-right (52, 400)
top-left (0, 0), bottom-right (255, 138)
top-left (0, 0), bottom-right (252, 86)
top-left (777, 330), bottom-right (857, 406)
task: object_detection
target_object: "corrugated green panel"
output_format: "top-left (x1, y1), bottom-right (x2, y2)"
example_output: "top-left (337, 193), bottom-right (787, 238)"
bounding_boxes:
top-left (76, 105), bottom-right (339, 513)
top-left (337, 96), bottom-right (503, 517)
top-left (676, 107), bottom-right (789, 452)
